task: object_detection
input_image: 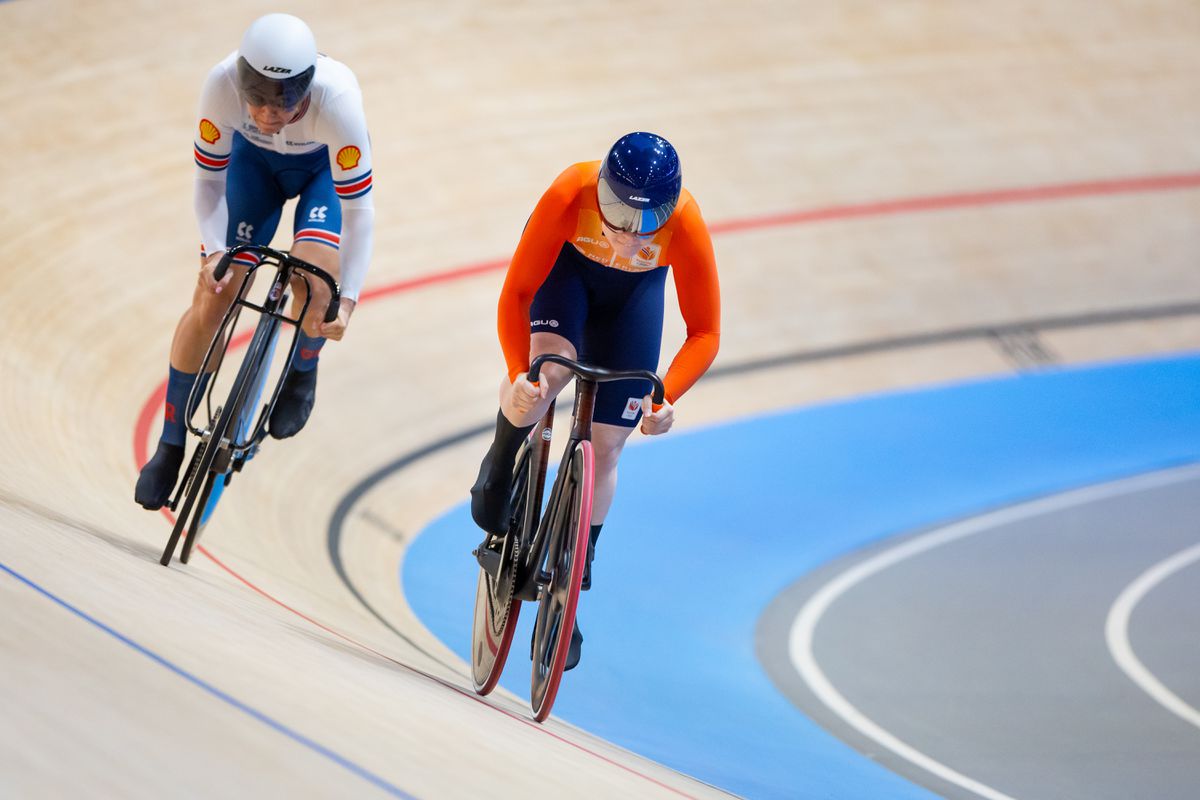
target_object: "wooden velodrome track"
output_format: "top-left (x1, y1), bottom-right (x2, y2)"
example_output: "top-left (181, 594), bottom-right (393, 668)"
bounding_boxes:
top-left (3, 1), bottom-right (1199, 797)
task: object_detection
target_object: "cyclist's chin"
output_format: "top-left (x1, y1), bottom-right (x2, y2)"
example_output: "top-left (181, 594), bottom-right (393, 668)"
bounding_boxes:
top-left (610, 243), bottom-right (641, 260)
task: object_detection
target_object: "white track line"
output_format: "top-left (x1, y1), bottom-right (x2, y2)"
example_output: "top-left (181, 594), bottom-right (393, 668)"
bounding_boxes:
top-left (788, 463), bottom-right (1200, 800)
top-left (1105, 542), bottom-right (1200, 731)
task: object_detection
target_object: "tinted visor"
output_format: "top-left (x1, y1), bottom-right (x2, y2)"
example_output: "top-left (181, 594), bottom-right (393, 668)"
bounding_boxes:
top-left (597, 170), bottom-right (679, 235)
top-left (237, 57), bottom-right (314, 109)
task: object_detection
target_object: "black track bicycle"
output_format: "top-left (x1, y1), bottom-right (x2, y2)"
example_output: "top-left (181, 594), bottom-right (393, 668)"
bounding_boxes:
top-left (470, 354), bottom-right (665, 721)
top-left (158, 243), bottom-right (339, 567)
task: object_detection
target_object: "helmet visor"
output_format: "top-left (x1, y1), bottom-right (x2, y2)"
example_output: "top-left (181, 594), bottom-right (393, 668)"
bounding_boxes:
top-left (237, 57), bottom-right (314, 109)
top-left (597, 172), bottom-right (678, 235)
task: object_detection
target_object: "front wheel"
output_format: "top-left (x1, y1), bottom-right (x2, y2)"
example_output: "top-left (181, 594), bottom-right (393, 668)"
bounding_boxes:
top-left (160, 306), bottom-right (276, 567)
top-left (179, 471), bottom-right (220, 564)
top-left (159, 417), bottom-right (231, 567)
top-left (530, 440), bottom-right (594, 722)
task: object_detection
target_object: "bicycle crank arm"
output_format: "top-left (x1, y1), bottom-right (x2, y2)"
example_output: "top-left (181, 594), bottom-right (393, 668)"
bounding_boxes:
top-left (472, 544), bottom-right (504, 580)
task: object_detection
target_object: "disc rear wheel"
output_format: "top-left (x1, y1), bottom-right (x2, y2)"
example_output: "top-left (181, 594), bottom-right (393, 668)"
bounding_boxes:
top-left (470, 443), bottom-right (532, 694)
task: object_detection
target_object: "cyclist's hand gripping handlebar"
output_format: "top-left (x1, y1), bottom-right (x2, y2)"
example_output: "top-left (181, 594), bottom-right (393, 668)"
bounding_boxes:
top-left (214, 244), bottom-right (341, 323)
top-left (212, 251), bottom-right (236, 282)
top-left (527, 354), bottom-right (666, 405)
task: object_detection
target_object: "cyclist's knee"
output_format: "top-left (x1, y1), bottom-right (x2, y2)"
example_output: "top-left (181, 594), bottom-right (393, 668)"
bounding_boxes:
top-left (190, 285), bottom-right (235, 329)
top-left (537, 362), bottom-right (574, 394)
top-left (529, 333), bottom-right (576, 392)
top-left (590, 424), bottom-right (632, 471)
top-left (290, 240), bottom-right (339, 272)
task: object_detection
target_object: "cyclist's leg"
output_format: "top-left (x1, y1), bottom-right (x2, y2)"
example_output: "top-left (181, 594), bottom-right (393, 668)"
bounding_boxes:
top-left (268, 160), bottom-right (342, 439)
top-left (580, 263), bottom-right (667, 528)
top-left (171, 134), bottom-right (285, 373)
top-left (563, 265), bottom-right (667, 668)
top-left (137, 136), bottom-right (283, 508)
top-left (473, 249), bottom-right (586, 536)
top-left (498, 332), bottom-right (577, 426)
top-left (286, 162), bottom-right (342, 339)
top-left (556, 422), bottom-right (634, 671)
top-left (472, 332), bottom-right (578, 537)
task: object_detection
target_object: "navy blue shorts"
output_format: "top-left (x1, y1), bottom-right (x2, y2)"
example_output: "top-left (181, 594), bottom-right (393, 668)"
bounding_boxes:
top-left (529, 243), bottom-right (667, 427)
top-left (224, 133), bottom-right (342, 266)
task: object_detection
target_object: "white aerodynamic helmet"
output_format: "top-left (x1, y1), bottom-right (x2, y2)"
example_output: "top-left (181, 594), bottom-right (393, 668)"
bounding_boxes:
top-left (236, 14), bottom-right (317, 109)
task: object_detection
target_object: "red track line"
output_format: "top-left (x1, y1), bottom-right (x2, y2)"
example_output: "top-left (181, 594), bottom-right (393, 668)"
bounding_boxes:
top-left (707, 171), bottom-right (1200, 235)
top-left (195, 546), bottom-right (700, 798)
top-left (131, 169), bottom-right (1200, 788)
top-left (358, 258), bottom-right (509, 304)
top-left (136, 170), bottom-right (1200, 469)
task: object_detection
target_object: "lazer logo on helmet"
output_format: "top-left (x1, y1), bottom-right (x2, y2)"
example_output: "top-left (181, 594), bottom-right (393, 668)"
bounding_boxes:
top-left (629, 196), bottom-right (650, 202)
top-left (262, 65), bottom-right (293, 74)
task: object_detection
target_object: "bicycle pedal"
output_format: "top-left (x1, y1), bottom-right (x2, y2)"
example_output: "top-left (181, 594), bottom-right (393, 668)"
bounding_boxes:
top-left (473, 545), bottom-right (503, 579)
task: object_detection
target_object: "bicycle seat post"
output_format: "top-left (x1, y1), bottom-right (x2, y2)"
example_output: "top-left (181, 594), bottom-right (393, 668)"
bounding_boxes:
top-left (569, 378), bottom-right (597, 443)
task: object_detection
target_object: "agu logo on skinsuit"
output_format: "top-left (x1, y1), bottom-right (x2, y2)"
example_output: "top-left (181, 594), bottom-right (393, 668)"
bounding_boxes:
top-left (336, 145), bottom-right (361, 171)
top-left (199, 119), bottom-right (220, 145)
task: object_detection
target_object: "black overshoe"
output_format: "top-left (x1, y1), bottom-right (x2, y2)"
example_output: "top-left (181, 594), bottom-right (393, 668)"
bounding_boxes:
top-left (269, 365), bottom-right (318, 439)
top-left (564, 620), bottom-right (583, 671)
top-left (134, 441), bottom-right (185, 510)
top-left (470, 410), bottom-right (534, 535)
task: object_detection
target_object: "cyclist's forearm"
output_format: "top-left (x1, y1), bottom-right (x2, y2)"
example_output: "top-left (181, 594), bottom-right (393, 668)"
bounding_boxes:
top-left (338, 203), bottom-right (374, 301)
top-left (662, 330), bottom-right (720, 404)
top-left (498, 290), bottom-right (534, 381)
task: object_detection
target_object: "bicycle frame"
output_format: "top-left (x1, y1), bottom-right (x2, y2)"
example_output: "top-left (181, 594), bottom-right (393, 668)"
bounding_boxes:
top-left (181, 244), bottom-right (339, 472)
top-left (470, 353), bottom-right (665, 717)
top-left (514, 354), bottom-right (665, 599)
top-left (159, 244), bottom-right (339, 566)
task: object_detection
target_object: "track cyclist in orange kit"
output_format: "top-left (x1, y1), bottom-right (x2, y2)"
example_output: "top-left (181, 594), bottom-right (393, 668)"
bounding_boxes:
top-left (471, 132), bottom-right (721, 669)
top-left (135, 14), bottom-right (375, 510)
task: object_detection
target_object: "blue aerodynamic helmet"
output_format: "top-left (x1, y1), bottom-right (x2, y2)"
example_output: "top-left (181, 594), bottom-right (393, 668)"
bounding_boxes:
top-left (597, 132), bottom-right (682, 235)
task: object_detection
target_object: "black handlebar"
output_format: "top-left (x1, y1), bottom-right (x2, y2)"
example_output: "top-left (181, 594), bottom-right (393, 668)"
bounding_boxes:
top-left (214, 244), bottom-right (341, 324)
top-left (528, 354), bottom-right (666, 405)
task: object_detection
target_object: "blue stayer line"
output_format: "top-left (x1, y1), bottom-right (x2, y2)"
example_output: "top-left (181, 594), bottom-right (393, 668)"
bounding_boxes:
top-left (0, 560), bottom-right (419, 800)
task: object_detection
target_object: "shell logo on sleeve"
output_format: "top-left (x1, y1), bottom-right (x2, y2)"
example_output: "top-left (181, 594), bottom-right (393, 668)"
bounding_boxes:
top-left (336, 145), bottom-right (362, 170)
top-left (198, 119), bottom-right (220, 144)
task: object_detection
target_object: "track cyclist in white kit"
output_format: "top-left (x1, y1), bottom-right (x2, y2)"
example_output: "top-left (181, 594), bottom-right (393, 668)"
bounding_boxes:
top-left (136, 14), bottom-right (376, 510)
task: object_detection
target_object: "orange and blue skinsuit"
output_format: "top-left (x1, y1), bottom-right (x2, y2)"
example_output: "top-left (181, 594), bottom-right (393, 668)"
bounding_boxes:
top-left (497, 161), bottom-right (720, 422)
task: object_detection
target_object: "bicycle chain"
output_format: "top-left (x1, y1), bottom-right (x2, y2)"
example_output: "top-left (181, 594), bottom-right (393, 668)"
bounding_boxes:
top-left (177, 408), bottom-right (220, 507)
top-left (489, 530), bottom-right (518, 637)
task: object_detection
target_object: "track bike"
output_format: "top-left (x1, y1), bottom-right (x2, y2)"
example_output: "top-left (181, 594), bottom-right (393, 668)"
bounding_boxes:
top-left (158, 243), bottom-right (340, 566)
top-left (470, 354), bottom-right (665, 721)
